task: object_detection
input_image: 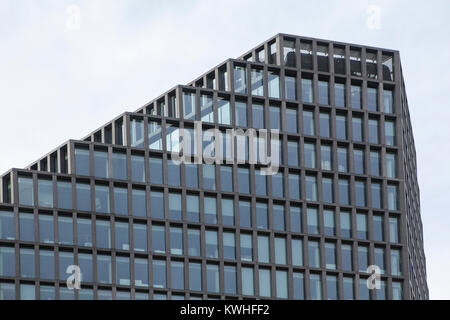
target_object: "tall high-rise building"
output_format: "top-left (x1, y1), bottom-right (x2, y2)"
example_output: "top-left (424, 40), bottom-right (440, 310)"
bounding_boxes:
top-left (0, 34), bottom-right (428, 300)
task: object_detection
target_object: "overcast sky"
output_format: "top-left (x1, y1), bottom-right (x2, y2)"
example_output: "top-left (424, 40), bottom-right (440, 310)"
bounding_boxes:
top-left (0, 0), bottom-right (449, 299)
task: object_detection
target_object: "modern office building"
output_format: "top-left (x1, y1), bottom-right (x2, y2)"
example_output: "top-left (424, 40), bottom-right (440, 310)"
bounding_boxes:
top-left (0, 33), bottom-right (428, 300)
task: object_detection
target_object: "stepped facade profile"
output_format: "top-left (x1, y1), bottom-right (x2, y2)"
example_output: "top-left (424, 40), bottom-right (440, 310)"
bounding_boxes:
top-left (0, 33), bottom-right (428, 300)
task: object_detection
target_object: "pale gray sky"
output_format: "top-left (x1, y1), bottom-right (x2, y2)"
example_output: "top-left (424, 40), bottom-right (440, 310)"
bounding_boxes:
top-left (0, 0), bottom-right (449, 299)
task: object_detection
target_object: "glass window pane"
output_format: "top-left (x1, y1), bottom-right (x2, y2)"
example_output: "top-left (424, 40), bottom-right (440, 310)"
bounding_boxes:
top-left (308, 241), bottom-right (320, 268)
top-left (19, 212), bottom-right (34, 242)
top-left (251, 68), bottom-right (264, 96)
top-left (222, 198), bottom-right (234, 226)
top-left (303, 110), bottom-right (314, 135)
top-left (170, 260), bottom-right (184, 290)
top-left (133, 223), bottom-right (147, 252)
top-left (153, 260), bottom-right (166, 289)
top-left (38, 179), bottom-right (53, 208)
top-left (318, 81), bottom-right (329, 105)
top-left (168, 193), bottom-right (182, 220)
top-left (96, 220), bottom-right (111, 249)
top-left (274, 237), bottom-right (287, 264)
top-left (150, 191), bottom-right (164, 219)
top-left (75, 148), bottom-right (90, 176)
top-left (335, 83), bottom-right (346, 107)
top-left (301, 79), bottom-right (313, 103)
top-left (0, 246), bottom-right (15, 277)
top-left (241, 267), bottom-right (254, 296)
top-left (240, 233), bottom-right (253, 261)
top-left (76, 183), bottom-right (91, 212)
top-left (290, 206), bottom-right (302, 233)
top-left (57, 181), bottom-right (72, 210)
top-left (112, 152), bottom-right (127, 180)
top-left (77, 218), bottom-right (92, 247)
top-left (206, 264), bottom-right (220, 293)
top-left (116, 256), bottom-right (130, 285)
top-left (114, 187), bottom-right (128, 215)
top-left (257, 235), bottom-right (270, 263)
top-left (188, 229), bottom-right (201, 256)
top-left (183, 92), bottom-right (196, 120)
top-left (234, 66), bottom-right (247, 94)
top-left (0, 210), bottom-right (14, 240)
top-left (307, 207), bottom-right (319, 234)
top-left (152, 225), bottom-right (165, 253)
top-left (310, 273), bottom-right (322, 300)
top-left (170, 227), bottom-right (183, 255)
top-left (131, 155), bottom-right (145, 182)
top-left (268, 72), bottom-right (280, 98)
top-left (336, 115), bottom-right (347, 140)
top-left (285, 77), bottom-right (297, 101)
top-left (115, 221), bottom-right (129, 250)
top-left (189, 262), bottom-right (202, 291)
top-left (292, 239), bottom-right (303, 266)
top-left (206, 230), bottom-right (218, 258)
top-left (94, 150), bottom-right (109, 178)
top-left (94, 185), bottom-right (110, 213)
top-left (58, 216), bottom-right (73, 245)
top-left (149, 156), bottom-right (163, 184)
top-left (223, 232), bottom-right (236, 260)
top-left (276, 270), bottom-right (288, 298)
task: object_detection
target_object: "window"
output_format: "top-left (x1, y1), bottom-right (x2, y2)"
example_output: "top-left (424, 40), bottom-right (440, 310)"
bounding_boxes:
top-left (276, 270), bottom-right (288, 298)
top-left (283, 39), bottom-right (296, 67)
top-left (391, 249), bottom-right (402, 276)
top-left (167, 161), bottom-right (181, 186)
top-left (351, 85), bottom-right (361, 109)
top-left (0, 246), bottom-right (15, 276)
top-left (0, 282), bottom-right (15, 300)
top-left (338, 179), bottom-right (349, 205)
top-left (353, 149), bottom-right (365, 174)
top-left (317, 44), bottom-right (329, 72)
top-left (387, 184), bottom-right (398, 210)
top-left (322, 177), bottom-right (334, 203)
top-left (392, 281), bottom-right (402, 300)
top-left (38, 179), bottom-right (53, 208)
top-left (0, 210), bottom-right (14, 240)
top-left (20, 284), bottom-right (35, 300)
top-left (96, 220), bottom-right (111, 249)
top-left (301, 41), bottom-right (313, 69)
top-left (135, 258), bottom-right (148, 287)
top-left (166, 125), bottom-right (180, 153)
top-left (293, 272), bottom-right (305, 300)
top-left (20, 249), bottom-right (35, 278)
top-left (292, 239), bottom-right (303, 266)
top-left (18, 176), bottom-right (34, 206)
top-left (75, 147), bottom-right (90, 176)
top-left (254, 169), bottom-right (267, 196)
top-left (239, 200), bottom-right (251, 227)
top-left (286, 108), bottom-right (298, 132)
top-left (269, 105), bottom-right (281, 130)
top-left (223, 232), bottom-right (236, 260)
top-left (153, 260), bottom-right (166, 289)
top-left (343, 277), bottom-right (354, 300)
top-left (133, 223), bottom-right (147, 252)
top-left (218, 97), bottom-right (231, 125)
top-left (241, 267), bottom-right (254, 296)
top-left (385, 120), bottom-right (395, 146)
top-left (305, 175), bottom-right (317, 201)
top-left (274, 205), bottom-right (287, 229)
top-left (268, 72), bottom-right (280, 98)
top-left (318, 81), bottom-right (329, 105)
top-left (148, 121), bottom-right (163, 150)
top-left (132, 189), bottom-right (146, 217)
top-left (77, 218), bottom-right (92, 247)
top-left (112, 152), bottom-right (127, 180)
top-left (238, 167), bottom-right (250, 194)
top-left (95, 185), bottom-right (110, 213)
top-left (303, 110), bottom-right (314, 135)
top-left (350, 49), bottom-right (362, 76)
top-left (170, 227), bottom-right (183, 255)
top-left (352, 117), bottom-right (363, 142)
top-left (285, 76), bottom-right (297, 100)
top-left (301, 78), bottom-right (313, 103)
top-left (113, 187), bottom-right (128, 216)
top-left (183, 92), bottom-right (196, 120)
top-left (256, 202), bottom-right (268, 229)
top-left (272, 172), bottom-right (284, 198)
top-left (367, 87), bottom-right (378, 111)
top-left (203, 164), bottom-right (216, 190)
top-left (58, 251), bottom-right (73, 281)
top-left (150, 191), bottom-right (164, 219)
top-left (57, 181), bottom-right (72, 210)
top-left (19, 212), bottom-right (34, 242)
top-left (325, 242), bottom-right (337, 269)
top-left (374, 247), bottom-right (386, 274)
top-left (222, 198), bottom-right (234, 226)
top-left (219, 165), bottom-right (233, 192)
top-left (321, 145), bottom-right (332, 170)
top-left (373, 215), bottom-right (384, 241)
top-left (259, 268), bottom-right (271, 297)
top-left (185, 163), bottom-right (199, 188)
top-left (304, 143), bottom-right (316, 169)
top-left (204, 196), bottom-right (217, 224)
top-left (282, 141), bottom-right (297, 167)
top-left (386, 153), bottom-right (397, 178)
top-left (186, 194), bottom-right (200, 222)
top-left (333, 47), bottom-right (345, 74)
top-left (206, 230), bottom-right (218, 258)
top-left (250, 68), bottom-right (264, 96)
top-left (371, 182), bottom-right (382, 209)
top-left (290, 206), bottom-right (302, 233)
top-left (337, 147), bottom-right (348, 172)
top-left (200, 94), bottom-right (214, 122)
top-left (310, 273), bottom-right (322, 300)
top-left (341, 244), bottom-right (353, 271)
top-left (336, 114), bottom-right (347, 140)
top-left (257, 235), bottom-right (270, 263)
top-left (188, 229), bottom-right (201, 256)
top-left (252, 103), bottom-right (264, 129)
top-left (355, 180), bottom-right (366, 207)
top-left (358, 246), bottom-right (369, 272)
top-left (275, 237), bottom-right (287, 264)
top-left (152, 224), bottom-right (165, 253)
top-left (58, 216), bottom-right (73, 245)
top-left (235, 100), bottom-right (248, 127)
top-left (240, 233), bottom-right (253, 261)
top-left (130, 119), bottom-right (145, 147)
top-left (159, 185), bottom-right (178, 215)
top-left (171, 260), bottom-right (184, 290)
top-left (323, 209), bottom-right (335, 236)
top-left (383, 89), bottom-right (394, 113)
top-left (370, 151), bottom-right (380, 176)
top-left (116, 256), bottom-right (130, 285)
top-left (307, 207), bottom-right (319, 234)
top-left (340, 210), bottom-right (352, 238)
top-left (319, 113), bottom-right (330, 137)
top-left (115, 221), bottom-right (129, 250)
top-left (356, 212), bottom-right (368, 239)
top-left (189, 262), bottom-right (202, 292)
top-left (369, 119), bottom-right (379, 144)
top-left (335, 83), bottom-right (346, 108)
top-left (234, 66), bottom-right (247, 94)
top-left (326, 275), bottom-right (338, 300)
top-left (289, 173), bottom-right (300, 199)
top-left (207, 264), bottom-right (220, 293)
top-left (389, 217), bottom-right (399, 243)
